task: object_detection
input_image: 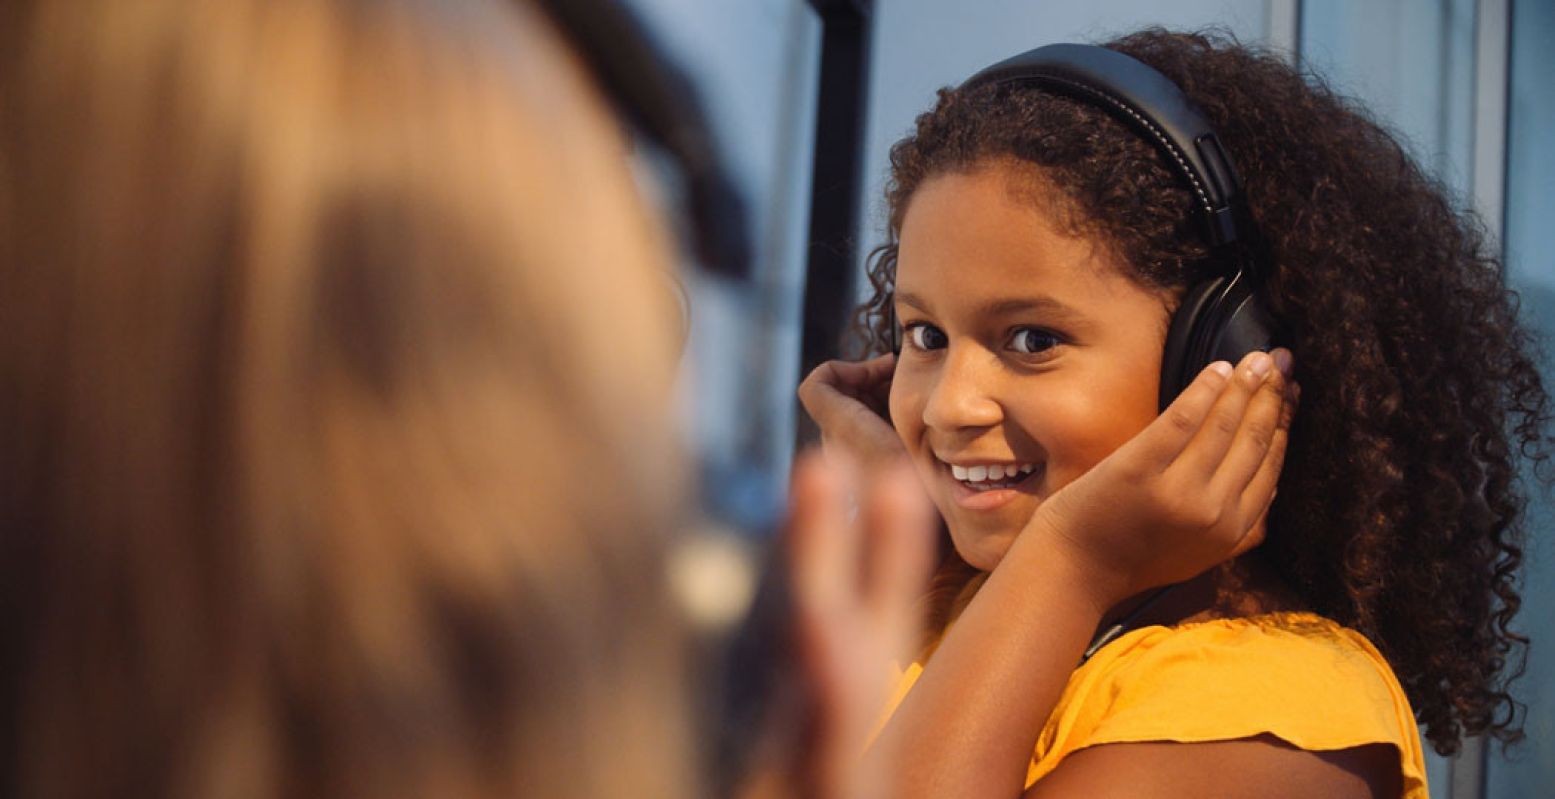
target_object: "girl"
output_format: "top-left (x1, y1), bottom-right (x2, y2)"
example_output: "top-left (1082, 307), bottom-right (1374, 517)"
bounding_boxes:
top-left (801, 29), bottom-right (1549, 798)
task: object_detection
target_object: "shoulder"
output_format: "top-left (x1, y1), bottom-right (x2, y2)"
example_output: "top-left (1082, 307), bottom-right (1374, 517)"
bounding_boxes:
top-left (1030, 612), bottom-right (1428, 797)
top-left (1088, 612), bottom-right (1405, 699)
top-left (1078, 612), bottom-right (1415, 749)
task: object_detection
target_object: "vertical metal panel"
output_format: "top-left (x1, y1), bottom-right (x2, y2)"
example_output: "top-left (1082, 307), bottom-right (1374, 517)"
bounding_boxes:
top-left (1266, 0), bottom-right (1302, 63)
top-left (1296, 4), bottom-right (1510, 793)
top-left (1300, 0), bottom-right (1477, 195)
top-left (1486, 0), bottom-right (1555, 791)
top-left (798, 0), bottom-right (874, 399)
top-left (1472, 0), bottom-right (1509, 241)
top-left (626, 0), bottom-right (824, 526)
top-left (1444, 3), bottom-right (1514, 792)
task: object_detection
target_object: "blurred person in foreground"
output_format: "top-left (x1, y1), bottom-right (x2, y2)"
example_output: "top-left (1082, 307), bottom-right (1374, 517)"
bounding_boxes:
top-left (0, 1), bottom-right (936, 797)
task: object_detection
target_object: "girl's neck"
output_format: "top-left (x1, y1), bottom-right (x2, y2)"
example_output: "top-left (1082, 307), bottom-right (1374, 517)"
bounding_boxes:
top-left (1105, 550), bottom-right (1308, 633)
top-left (930, 538), bottom-right (1309, 658)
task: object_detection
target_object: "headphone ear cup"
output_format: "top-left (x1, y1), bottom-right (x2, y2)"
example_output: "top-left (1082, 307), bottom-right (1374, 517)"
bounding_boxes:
top-left (1159, 272), bottom-right (1279, 411)
top-left (1206, 274), bottom-right (1278, 372)
top-left (1159, 277), bottom-right (1229, 411)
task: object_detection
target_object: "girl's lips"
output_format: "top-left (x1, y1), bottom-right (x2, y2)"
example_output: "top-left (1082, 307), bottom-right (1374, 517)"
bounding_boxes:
top-left (943, 463), bottom-right (1043, 511)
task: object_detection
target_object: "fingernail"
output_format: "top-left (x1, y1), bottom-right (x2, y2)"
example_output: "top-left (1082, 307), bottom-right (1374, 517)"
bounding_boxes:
top-left (1272, 349), bottom-right (1294, 377)
top-left (1209, 361), bottom-right (1233, 379)
top-left (1246, 353), bottom-right (1273, 381)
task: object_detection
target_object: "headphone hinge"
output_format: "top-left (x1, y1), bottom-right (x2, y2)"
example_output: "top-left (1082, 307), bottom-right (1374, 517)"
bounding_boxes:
top-left (1204, 206), bottom-right (1239, 249)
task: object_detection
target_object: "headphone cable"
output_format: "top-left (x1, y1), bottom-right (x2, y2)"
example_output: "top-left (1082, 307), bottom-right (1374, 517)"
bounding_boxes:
top-left (1080, 584), bottom-right (1177, 664)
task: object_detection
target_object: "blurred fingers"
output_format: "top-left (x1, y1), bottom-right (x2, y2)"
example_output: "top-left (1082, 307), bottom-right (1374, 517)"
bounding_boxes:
top-left (788, 449), bottom-right (857, 616)
top-left (859, 458), bottom-right (935, 623)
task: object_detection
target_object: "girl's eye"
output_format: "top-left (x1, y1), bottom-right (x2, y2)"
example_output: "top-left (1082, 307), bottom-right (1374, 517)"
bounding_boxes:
top-left (1010, 328), bottom-right (1061, 355)
top-left (906, 323), bottom-right (947, 351)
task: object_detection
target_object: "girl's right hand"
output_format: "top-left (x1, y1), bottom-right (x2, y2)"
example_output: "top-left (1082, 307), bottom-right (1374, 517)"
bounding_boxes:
top-left (1023, 350), bottom-right (1298, 614)
top-left (798, 354), bottom-right (907, 467)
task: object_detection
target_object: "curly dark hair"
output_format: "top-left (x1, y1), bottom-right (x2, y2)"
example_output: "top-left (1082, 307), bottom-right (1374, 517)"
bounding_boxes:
top-left (852, 28), bottom-right (1551, 757)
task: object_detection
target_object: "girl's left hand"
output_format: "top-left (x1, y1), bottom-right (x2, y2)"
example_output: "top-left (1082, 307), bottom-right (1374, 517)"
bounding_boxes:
top-left (1024, 349), bottom-right (1298, 613)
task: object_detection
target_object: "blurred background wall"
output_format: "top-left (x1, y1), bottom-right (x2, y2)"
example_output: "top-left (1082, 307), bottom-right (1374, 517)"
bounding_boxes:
top-left (623, 2), bottom-right (1552, 796)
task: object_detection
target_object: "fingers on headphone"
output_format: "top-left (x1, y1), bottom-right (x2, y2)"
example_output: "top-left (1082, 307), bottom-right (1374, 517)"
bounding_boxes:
top-left (844, 354), bottom-right (897, 410)
top-left (1235, 408), bottom-right (1291, 537)
top-left (867, 363), bottom-right (897, 412)
top-left (1218, 351), bottom-right (1296, 523)
top-left (1228, 501), bottom-right (1272, 559)
top-left (1148, 360), bottom-right (1237, 461)
top-left (861, 352), bottom-right (898, 376)
top-left (800, 356), bottom-right (894, 407)
top-left (1181, 351), bottom-right (1280, 477)
top-left (1199, 352), bottom-right (1283, 480)
top-left (830, 355), bottom-right (895, 390)
top-left (798, 362), bottom-right (855, 427)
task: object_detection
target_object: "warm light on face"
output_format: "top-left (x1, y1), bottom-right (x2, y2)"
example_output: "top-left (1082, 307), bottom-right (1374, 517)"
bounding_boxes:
top-left (887, 162), bottom-right (1172, 571)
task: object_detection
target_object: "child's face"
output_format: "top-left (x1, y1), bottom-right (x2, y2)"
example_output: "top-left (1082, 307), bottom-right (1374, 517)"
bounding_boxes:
top-left (888, 162), bottom-right (1171, 571)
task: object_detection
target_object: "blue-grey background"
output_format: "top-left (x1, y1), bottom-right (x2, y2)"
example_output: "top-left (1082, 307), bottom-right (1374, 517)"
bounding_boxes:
top-left (626, 1), bottom-right (1553, 796)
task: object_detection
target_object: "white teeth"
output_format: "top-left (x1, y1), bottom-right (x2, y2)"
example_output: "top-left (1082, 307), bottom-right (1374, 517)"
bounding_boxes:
top-left (945, 461), bottom-right (1039, 484)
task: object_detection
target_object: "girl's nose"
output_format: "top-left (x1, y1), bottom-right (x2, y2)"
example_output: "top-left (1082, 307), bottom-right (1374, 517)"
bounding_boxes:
top-left (921, 346), bottom-right (1003, 432)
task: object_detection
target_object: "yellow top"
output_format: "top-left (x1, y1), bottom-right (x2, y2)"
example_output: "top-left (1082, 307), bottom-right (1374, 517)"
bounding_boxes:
top-left (876, 612), bottom-right (1429, 797)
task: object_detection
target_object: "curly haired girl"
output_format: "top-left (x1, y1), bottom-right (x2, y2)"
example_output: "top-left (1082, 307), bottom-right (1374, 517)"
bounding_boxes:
top-left (800, 28), bottom-right (1550, 798)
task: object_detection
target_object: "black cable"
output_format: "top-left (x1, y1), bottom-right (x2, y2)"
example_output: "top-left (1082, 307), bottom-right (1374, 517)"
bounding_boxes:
top-left (1081, 585), bottom-right (1177, 664)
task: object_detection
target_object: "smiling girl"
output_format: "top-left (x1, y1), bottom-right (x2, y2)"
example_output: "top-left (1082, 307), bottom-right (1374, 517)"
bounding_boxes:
top-left (801, 29), bottom-right (1549, 798)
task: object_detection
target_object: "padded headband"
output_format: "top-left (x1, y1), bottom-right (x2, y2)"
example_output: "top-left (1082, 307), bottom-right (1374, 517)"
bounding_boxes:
top-left (961, 43), bottom-right (1255, 277)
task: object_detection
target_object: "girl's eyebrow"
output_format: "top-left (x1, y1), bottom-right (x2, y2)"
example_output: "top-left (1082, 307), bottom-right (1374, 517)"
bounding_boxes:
top-left (896, 290), bottom-right (1086, 321)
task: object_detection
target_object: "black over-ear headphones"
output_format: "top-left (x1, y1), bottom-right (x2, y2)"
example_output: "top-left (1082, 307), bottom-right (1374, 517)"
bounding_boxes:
top-left (889, 43), bottom-right (1278, 411)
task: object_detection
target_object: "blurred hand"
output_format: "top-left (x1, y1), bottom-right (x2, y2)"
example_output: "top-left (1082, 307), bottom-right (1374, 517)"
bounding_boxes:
top-left (798, 355), bottom-right (907, 467)
top-left (786, 449), bottom-right (936, 799)
top-left (1025, 350), bottom-right (1299, 613)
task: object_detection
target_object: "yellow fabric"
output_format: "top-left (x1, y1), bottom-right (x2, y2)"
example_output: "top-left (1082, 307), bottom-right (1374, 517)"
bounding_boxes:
top-left (877, 612), bottom-right (1428, 797)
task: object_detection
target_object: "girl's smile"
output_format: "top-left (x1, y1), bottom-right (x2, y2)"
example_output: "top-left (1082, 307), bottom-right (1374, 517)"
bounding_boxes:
top-left (938, 458), bottom-right (1043, 511)
top-left (888, 159), bottom-right (1174, 571)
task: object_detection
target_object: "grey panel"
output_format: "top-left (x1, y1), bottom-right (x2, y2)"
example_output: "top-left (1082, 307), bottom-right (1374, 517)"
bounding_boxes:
top-left (1487, 0), bottom-right (1555, 792)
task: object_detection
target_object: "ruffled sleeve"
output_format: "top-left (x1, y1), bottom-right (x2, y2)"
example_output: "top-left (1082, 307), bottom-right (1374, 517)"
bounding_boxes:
top-left (1029, 612), bottom-right (1428, 797)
